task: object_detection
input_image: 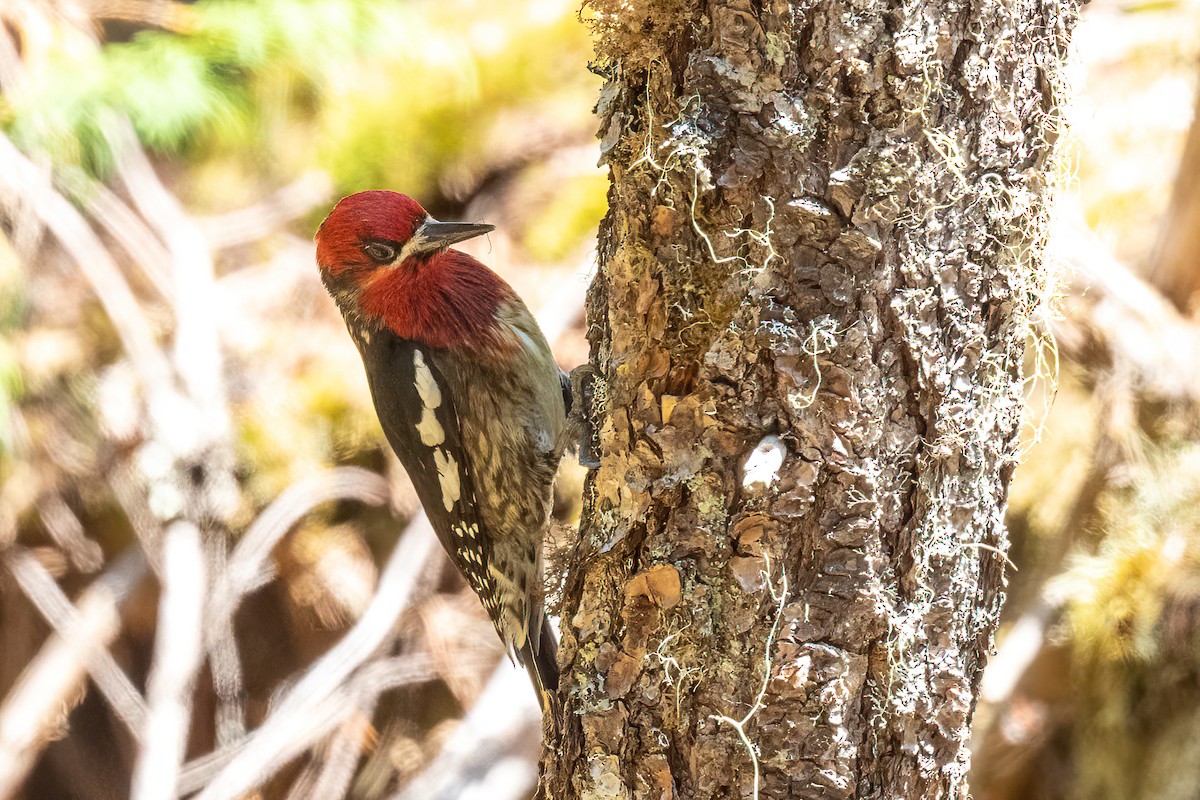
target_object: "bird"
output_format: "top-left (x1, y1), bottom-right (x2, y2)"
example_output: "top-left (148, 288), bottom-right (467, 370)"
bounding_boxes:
top-left (314, 191), bottom-right (567, 713)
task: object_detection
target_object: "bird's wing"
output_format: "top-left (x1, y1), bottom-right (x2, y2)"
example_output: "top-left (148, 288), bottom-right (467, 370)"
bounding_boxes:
top-left (355, 327), bottom-right (501, 619)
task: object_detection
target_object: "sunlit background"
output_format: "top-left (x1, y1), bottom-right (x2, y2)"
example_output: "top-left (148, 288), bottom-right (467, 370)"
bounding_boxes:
top-left (0, 0), bottom-right (1198, 797)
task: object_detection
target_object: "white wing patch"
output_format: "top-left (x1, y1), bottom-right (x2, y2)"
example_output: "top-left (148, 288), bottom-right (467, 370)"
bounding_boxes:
top-left (412, 350), bottom-right (445, 447)
top-left (413, 349), bottom-right (456, 511)
top-left (433, 448), bottom-right (461, 512)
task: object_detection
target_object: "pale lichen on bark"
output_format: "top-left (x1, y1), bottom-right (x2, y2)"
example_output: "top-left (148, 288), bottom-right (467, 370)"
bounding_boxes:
top-left (547, 0), bottom-right (1077, 798)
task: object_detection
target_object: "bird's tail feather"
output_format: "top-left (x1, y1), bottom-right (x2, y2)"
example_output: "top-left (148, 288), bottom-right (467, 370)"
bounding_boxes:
top-left (518, 616), bottom-right (560, 717)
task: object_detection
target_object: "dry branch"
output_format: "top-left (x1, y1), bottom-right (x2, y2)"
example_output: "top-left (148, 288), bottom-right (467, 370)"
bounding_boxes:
top-left (64, 170), bottom-right (174, 300)
top-left (188, 517), bottom-right (440, 800)
top-left (391, 661), bottom-right (542, 800)
top-left (35, 495), bottom-right (104, 574)
top-left (197, 172), bottom-right (334, 251)
top-left (1052, 214), bottom-right (1200, 407)
top-left (0, 19), bottom-right (23, 90)
top-left (3, 549), bottom-right (148, 737)
top-left (131, 522), bottom-right (207, 800)
top-left (978, 590), bottom-right (1069, 708)
top-left (110, 122), bottom-right (238, 517)
top-left (107, 121), bottom-right (252, 748)
top-left (1148, 86), bottom-right (1200, 312)
top-left (222, 467), bottom-right (391, 598)
top-left (291, 707), bottom-right (376, 800)
top-left (0, 132), bottom-right (172, 395)
top-left (202, 539), bottom-right (246, 747)
top-left (0, 550), bottom-right (147, 797)
top-left (174, 653), bottom-right (474, 797)
top-left (84, 0), bottom-right (195, 31)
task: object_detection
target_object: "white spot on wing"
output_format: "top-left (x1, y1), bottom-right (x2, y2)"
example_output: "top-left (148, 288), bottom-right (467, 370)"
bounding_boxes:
top-left (412, 350), bottom-right (445, 446)
top-left (433, 449), bottom-right (461, 511)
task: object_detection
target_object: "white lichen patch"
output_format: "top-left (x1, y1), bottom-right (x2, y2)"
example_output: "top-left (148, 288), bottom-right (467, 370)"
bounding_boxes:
top-left (742, 435), bottom-right (787, 491)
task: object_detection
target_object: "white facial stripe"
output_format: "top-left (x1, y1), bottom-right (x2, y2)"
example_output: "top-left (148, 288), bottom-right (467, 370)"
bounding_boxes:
top-left (413, 350), bottom-right (445, 446)
top-left (397, 216), bottom-right (435, 264)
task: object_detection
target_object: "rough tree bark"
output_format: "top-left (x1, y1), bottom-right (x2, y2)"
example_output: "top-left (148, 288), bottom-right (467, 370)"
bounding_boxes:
top-left (545, 1), bottom-right (1076, 798)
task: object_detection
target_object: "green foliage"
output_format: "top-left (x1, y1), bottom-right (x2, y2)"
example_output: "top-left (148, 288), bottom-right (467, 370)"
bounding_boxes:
top-left (522, 171), bottom-right (609, 260)
top-left (313, 2), bottom-right (598, 198)
top-left (1062, 444), bottom-right (1200, 800)
top-left (1067, 444), bottom-right (1200, 662)
top-left (1067, 532), bottom-right (1172, 662)
top-left (3, 0), bottom-right (599, 207)
top-left (3, 0), bottom-right (385, 174)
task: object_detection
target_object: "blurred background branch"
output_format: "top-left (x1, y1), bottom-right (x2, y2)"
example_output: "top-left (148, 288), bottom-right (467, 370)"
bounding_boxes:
top-left (0, 549), bottom-right (146, 796)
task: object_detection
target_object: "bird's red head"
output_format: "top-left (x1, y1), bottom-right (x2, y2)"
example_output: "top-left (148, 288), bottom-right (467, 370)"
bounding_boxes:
top-left (315, 190), bottom-right (429, 277)
top-left (315, 191), bottom-right (513, 353)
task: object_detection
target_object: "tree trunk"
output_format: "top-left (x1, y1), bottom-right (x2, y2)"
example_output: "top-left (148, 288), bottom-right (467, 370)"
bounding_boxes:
top-left (544, 0), bottom-right (1077, 798)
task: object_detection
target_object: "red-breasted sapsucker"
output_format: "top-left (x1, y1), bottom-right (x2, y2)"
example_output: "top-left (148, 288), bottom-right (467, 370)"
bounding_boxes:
top-left (315, 191), bottom-right (566, 711)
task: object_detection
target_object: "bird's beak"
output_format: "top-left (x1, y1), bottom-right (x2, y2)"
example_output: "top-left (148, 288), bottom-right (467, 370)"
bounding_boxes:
top-left (406, 217), bottom-right (495, 257)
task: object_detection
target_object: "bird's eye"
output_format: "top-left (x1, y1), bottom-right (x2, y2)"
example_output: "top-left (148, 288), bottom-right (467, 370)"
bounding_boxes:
top-left (363, 243), bottom-right (396, 263)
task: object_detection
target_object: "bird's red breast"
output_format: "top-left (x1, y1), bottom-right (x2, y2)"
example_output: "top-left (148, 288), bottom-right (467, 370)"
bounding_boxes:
top-left (358, 248), bottom-right (516, 353)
